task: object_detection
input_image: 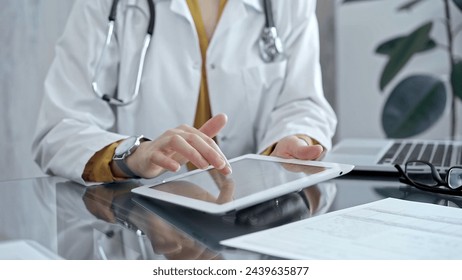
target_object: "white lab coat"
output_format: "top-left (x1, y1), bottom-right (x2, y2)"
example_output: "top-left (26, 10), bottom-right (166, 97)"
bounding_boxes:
top-left (33, 0), bottom-right (337, 184)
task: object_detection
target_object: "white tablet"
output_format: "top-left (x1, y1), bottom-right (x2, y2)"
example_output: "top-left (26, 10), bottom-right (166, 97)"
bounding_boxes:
top-left (132, 154), bottom-right (354, 214)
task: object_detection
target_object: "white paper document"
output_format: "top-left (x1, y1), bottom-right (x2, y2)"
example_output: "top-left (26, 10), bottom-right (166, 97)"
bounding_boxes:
top-left (220, 198), bottom-right (462, 259)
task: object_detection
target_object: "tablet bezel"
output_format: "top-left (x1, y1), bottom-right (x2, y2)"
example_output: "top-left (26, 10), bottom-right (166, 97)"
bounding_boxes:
top-left (131, 154), bottom-right (354, 215)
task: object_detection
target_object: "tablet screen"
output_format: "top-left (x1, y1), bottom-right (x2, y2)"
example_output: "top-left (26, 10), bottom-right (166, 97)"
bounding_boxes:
top-left (150, 158), bottom-right (327, 205)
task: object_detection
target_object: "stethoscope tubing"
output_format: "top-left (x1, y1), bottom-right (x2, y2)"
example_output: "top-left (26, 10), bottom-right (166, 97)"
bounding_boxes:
top-left (92, 0), bottom-right (280, 106)
top-left (262, 0), bottom-right (274, 28)
top-left (92, 0), bottom-right (155, 106)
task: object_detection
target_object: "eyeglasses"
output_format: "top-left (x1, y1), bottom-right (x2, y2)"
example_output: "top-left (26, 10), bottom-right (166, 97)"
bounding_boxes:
top-left (395, 160), bottom-right (462, 196)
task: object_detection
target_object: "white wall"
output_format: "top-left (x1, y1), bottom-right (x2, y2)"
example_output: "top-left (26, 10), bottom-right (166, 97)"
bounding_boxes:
top-left (0, 0), bottom-right (75, 181)
top-left (335, 0), bottom-right (462, 141)
top-left (317, 0), bottom-right (337, 113)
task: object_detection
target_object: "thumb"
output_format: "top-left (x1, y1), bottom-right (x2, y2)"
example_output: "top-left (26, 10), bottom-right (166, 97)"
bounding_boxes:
top-left (294, 144), bottom-right (324, 160)
top-left (199, 113), bottom-right (228, 138)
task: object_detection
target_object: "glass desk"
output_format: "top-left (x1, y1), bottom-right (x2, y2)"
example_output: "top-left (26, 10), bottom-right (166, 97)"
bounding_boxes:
top-left (0, 174), bottom-right (460, 260)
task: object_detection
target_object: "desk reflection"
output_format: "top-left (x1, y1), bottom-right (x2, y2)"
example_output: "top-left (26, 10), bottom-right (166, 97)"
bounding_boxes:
top-left (82, 179), bottom-right (337, 260)
top-left (374, 185), bottom-right (462, 209)
top-left (1, 175), bottom-right (460, 260)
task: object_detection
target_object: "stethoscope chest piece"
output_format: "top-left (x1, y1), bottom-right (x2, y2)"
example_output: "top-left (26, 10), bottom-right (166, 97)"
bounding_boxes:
top-left (259, 0), bottom-right (284, 63)
top-left (259, 26), bottom-right (284, 63)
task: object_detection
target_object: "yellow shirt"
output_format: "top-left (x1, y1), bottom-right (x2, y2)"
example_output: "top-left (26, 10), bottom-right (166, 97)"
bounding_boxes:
top-left (189, 0), bottom-right (227, 129)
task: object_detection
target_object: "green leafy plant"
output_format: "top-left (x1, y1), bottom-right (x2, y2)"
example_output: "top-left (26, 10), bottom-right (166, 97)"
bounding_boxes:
top-left (343, 0), bottom-right (462, 139)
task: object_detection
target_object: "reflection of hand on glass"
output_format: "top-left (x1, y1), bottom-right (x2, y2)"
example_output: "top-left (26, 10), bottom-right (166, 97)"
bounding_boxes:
top-left (302, 182), bottom-right (337, 217)
top-left (279, 162), bottom-right (326, 175)
top-left (83, 183), bottom-right (222, 259)
top-left (301, 186), bottom-right (321, 216)
top-left (155, 169), bottom-right (235, 205)
top-left (129, 206), bottom-right (221, 260)
top-left (83, 184), bottom-right (136, 223)
top-left (208, 169), bottom-right (235, 204)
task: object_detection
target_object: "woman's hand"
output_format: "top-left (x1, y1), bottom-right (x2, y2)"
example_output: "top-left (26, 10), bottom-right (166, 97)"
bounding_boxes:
top-left (114, 113), bottom-right (232, 179)
top-left (271, 135), bottom-right (324, 160)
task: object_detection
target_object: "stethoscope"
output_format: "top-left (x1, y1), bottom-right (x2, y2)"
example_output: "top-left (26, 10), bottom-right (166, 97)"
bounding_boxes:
top-left (92, 0), bottom-right (284, 106)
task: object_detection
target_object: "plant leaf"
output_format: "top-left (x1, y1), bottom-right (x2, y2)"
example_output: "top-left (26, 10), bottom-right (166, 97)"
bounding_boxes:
top-left (382, 75), bottom-right (447, 138)
top-left (379, 22), bottom-right (433, 91)
top-left (453, 0), bottom-right (462, 11)
top-left (452, 60), bottom-right (462, 100)
top-left (397, 0), bottom-right (426, 11)
top-left (376, 36), bottom-right (436, 56)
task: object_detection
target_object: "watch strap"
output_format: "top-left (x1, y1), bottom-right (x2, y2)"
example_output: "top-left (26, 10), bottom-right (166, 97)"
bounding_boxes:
top-left (114, 158), bottom-right (140, 179)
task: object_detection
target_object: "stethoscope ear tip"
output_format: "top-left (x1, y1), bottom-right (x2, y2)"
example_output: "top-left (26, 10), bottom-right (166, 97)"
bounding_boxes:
top-left (102, 94), bottom-right (112, 102)
top-left (102, 94), bottom-right (124, 105)
top-left (101, 94), bottom-right (111, 102)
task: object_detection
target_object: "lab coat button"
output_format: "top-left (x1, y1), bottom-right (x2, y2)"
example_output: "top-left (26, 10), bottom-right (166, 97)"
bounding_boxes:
top-left (210, 63), bottom-right (216, 70)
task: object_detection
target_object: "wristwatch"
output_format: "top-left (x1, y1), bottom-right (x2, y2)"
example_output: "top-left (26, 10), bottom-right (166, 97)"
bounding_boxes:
top-left (113, 135), bottom-right (149, 178)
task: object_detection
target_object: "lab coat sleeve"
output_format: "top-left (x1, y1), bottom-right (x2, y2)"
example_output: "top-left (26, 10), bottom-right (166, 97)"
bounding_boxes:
top-left (32, 0), bottom-right (126, 184)
top-left (257, 0), bottom-right (337, 153)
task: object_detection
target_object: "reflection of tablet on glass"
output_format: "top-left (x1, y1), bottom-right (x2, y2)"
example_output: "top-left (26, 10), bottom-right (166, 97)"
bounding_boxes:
top-left (131, 196), bottom-right (265, 251)
top-left (132, 154), bottom-right (354, 214)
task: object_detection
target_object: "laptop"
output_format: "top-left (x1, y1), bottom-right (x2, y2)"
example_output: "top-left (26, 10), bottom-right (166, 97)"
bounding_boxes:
top-left (323, 138), bottom-right (462, 174)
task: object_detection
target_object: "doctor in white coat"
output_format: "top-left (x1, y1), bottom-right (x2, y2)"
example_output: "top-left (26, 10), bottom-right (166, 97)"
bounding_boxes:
top-left (33, 0), bottom-right (337, 185)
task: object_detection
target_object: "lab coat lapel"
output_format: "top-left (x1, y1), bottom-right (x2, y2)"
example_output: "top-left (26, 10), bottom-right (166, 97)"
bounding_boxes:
top-left (241, 0), bottom-right (263, 12)
top-left (170, 0), bottom-right (194, 26)
top-left (215, 0), bottom-right (247, 36)
top-left (209, 0), bottom-right (262, 51)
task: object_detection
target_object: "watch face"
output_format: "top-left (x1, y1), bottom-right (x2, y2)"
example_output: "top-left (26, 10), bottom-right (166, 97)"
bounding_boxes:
top-left (115, 136), bottom-right (138, 157)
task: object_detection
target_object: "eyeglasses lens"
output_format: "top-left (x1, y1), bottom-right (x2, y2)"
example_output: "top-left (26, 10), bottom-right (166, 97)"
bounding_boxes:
top-left (448, 168), bottom-right (462, 189)
top-left (405, 161), bottom-right (438, 186)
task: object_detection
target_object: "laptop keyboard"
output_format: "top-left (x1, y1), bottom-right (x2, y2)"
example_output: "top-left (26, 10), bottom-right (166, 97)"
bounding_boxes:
top-left (378, 141), bottom-right (461, 167)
